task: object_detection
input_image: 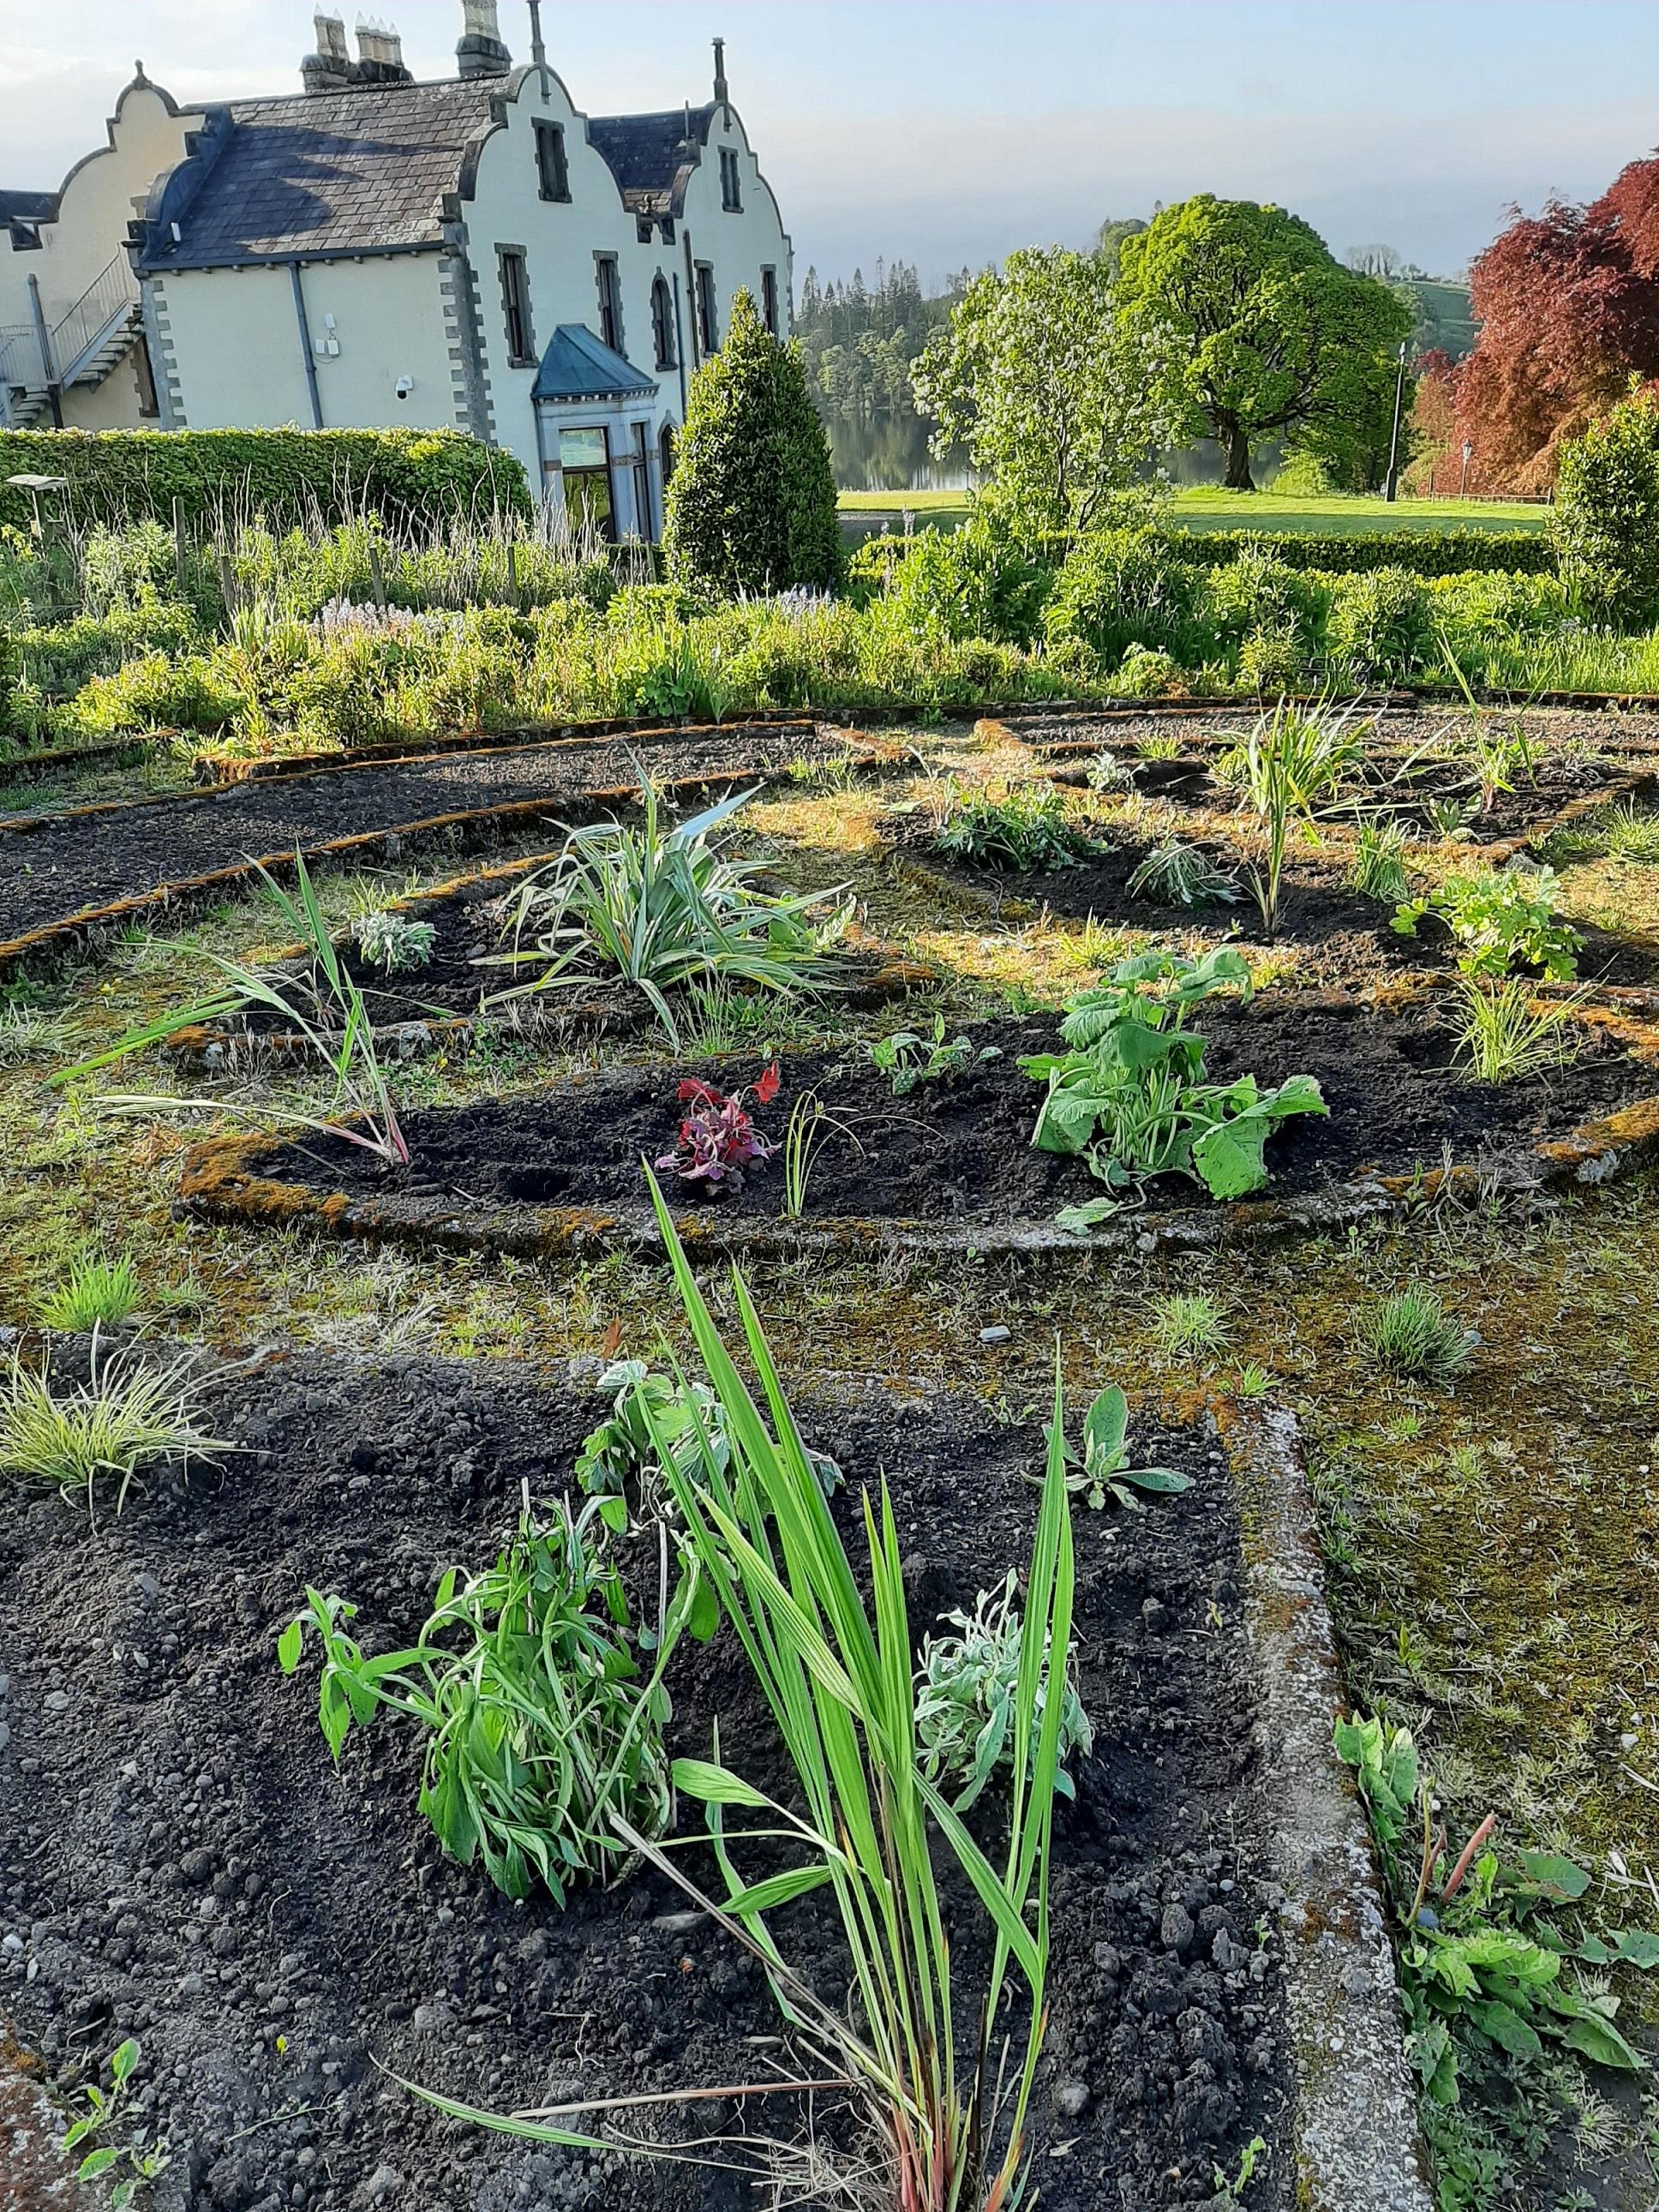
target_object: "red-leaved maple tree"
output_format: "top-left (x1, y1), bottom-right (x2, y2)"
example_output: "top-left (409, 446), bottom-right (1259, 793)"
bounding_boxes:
top-left (1450, 153), bottom-right (1659, 491)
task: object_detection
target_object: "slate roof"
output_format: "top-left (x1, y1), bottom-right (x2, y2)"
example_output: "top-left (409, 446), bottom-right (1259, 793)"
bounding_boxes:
top-left (0, 191), bottom-right (57, 224)
top-left (145, 80), bottom-right (500, 269)
top-left (532, 324), bottom-right (657, 403)
top-left (587, 105), bottom-right (715, 218)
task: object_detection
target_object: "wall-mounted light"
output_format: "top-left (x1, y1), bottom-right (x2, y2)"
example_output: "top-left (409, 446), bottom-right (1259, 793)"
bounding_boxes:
top-left (394, 374), bottom-right (413, 400)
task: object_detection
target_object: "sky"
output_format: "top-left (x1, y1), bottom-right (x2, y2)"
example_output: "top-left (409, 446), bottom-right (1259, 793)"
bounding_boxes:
top-left (2, 0), bottom-right (1656, 286)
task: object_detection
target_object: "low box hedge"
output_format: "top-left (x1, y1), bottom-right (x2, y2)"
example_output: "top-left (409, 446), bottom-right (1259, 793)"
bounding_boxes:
top-left (1169, 526), bottom-right (1556, 577)
top-left (0, 427), bottom-right (531, 533)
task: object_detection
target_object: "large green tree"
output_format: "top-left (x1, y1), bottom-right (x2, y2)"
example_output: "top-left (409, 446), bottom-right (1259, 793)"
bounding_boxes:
top-left (662, 289), bottom-right (842, 596)
top-left (1116, 195), bottom-right (1413, 490)
top-left (913, 246), bottom-right (1173, 540)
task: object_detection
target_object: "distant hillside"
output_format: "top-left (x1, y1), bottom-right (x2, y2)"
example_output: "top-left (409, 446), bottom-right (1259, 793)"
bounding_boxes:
top-left (1407, 279), bottom-right (1477, 360)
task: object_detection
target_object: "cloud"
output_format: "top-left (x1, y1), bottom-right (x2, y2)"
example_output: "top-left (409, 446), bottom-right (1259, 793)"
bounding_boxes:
top-left (773, 95), bottom-right (1659, 279)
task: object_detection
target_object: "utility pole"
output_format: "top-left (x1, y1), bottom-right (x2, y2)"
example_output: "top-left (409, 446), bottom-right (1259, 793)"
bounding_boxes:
top-left (1383, 339), bottom-right (1408, 502)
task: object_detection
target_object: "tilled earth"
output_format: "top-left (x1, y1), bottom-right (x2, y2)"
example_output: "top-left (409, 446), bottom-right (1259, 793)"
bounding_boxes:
top-left (0, 1343), bottom-right (1293, 2212)
top-left (0, 722), bottom-right (830, 949)
top-left (248, 998), bottom-right (1657, 1229)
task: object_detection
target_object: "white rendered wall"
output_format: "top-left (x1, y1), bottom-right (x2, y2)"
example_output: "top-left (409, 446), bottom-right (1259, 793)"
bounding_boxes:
top-left (33, 82), bottom-right (205, 323)
top-left (674, 108), bottom-right (794, 359)
top-left (153, 256), bottom-right (453, 432)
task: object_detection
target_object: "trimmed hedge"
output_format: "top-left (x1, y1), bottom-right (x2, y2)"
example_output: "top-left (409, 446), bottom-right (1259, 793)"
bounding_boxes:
top-left (1169, 526), bottom-right (1556, 577)
top-left (0, 428), bottom-right (531, 532)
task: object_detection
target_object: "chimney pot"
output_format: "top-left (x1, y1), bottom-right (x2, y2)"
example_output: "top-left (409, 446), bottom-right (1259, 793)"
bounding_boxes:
top-left (457, 0), bottom-right (512, 79)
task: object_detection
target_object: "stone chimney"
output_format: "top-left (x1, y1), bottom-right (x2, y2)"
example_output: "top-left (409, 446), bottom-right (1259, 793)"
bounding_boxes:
top-left (301, 10), bottom-right (352, 93)
top-left (457, 0), bottom-right (512, 77)
top-left (354, 16), bottom-right (413, 82)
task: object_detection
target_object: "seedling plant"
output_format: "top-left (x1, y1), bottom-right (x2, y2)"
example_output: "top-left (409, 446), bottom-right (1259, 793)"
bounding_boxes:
top-left (1217, 698), bottom-right (1368, 939)
top-left (352, 909), bottom-right (437, 974)
top-left (279, 1493), bottom-right (712, 1901)
top-left (871, 1014), bottom-right (1002, 1096)
top-left (1022, 948), bottom-right (1327, 1218)
top-left (574, 1356), bottom-right (841, 1524)
top-left (915, 1568), bottom-right (1094, 1809)
top-left (38, 1249), bottom-right (141, 1331)
top-left (63, 2035), bottom-right (170, 2209)
top-left (1392, 866), bottom-right (1582, 981)
top-left (1454, 978), bottom-right (1584, 1085)
top-left (1045, 1383), bottom-right (1193, 1512)
top-left (656, 1060), bottom-right (780, 1191)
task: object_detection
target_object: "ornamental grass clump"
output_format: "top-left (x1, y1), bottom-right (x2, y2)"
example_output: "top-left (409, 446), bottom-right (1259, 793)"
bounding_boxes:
top-left (0, 1336), bottom-right (232, 1527)
top-left (1219, 698), bottom-right (1368, 939)
top-left (38, 1250), bottom-right (142, 1332)
top-left (1358, 1290), bottom-right (1476, 1385)
top-left (59, 850), bottom-right (412, 1168)
top-left (483, 778), bottom-right (844, 1046)
top-left (417, 1180), bottom-right (1079, 2211)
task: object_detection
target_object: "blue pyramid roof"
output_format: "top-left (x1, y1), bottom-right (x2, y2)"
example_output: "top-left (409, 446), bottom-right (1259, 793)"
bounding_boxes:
top-left (532, 324), bottom-right (657, 403)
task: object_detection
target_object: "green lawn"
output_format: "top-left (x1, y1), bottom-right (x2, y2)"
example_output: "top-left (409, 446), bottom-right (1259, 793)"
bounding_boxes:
top-left (837, 487), bottom-right (1550, 536)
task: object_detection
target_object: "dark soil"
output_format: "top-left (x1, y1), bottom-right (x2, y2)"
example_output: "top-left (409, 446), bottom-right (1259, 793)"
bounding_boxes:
top-left (894, 818), bottom-right (1659, 992)
top-left (253, 998), bottom-right (1654, 1227)
top-left (0, 724), bottom-right (832, 946)
top-left (0, 1344), bottom-right (1294, 2212)
top-left (997, 702), bottom-right (1659, 759)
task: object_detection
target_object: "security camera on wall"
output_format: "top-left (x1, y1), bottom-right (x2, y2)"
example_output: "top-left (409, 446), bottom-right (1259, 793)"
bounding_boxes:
top-left (394, 375), bottom-right (414, 400)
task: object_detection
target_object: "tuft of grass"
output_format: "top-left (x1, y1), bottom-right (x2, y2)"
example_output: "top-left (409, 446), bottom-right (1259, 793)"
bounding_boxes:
top-left (1127, 836), bottom-right (1240, 908)
top-left (1603, 799), bottom-right (1659, 863)
top-left (38, 1250), bottom-right (142, 1332)
top-left (1148, 1290), bottom-right (1231, 1360)
top-left (1454, 978), bottom-right (1583, 1084)
top-left (0, 1338), bottom-right (234, 1526)
top-left (0, 1000), bottom-right (69, 1064)
top-left (1347, 818), bottom-right (1413, 902)
top-left (1357, 1289), bottom-right (1476, 1385)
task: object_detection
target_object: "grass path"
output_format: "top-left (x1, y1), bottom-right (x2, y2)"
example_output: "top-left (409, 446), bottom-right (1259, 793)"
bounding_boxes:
top-left (837, 487), bottom-right (1551, 535)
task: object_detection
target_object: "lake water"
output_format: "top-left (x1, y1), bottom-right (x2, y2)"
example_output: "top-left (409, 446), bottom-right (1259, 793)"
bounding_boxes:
top-left (825, 411), bottom-right (974, 493)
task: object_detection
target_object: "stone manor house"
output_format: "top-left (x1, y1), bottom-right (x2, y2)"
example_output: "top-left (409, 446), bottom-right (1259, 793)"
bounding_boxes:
top-left (0, 3), bottom-right (794, 539)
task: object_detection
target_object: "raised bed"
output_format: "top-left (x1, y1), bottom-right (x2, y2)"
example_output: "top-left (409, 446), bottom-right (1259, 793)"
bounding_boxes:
top-left (0, 1338), bottom-right (1427, 2212)
top-left (0, 724), bottom-right (871, 982)
top-left (178, 992), bottom-right (1659, 1263)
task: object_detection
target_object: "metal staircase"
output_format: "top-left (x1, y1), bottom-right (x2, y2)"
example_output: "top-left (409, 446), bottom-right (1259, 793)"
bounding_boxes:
top-left (2, 255), bottom-right (142, 429)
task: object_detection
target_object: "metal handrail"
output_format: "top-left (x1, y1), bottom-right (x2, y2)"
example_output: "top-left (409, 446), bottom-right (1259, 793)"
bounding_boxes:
top-left (0, 323), bottom-right (46, 390)
top-left (49, 253), bottom-right (138, 381)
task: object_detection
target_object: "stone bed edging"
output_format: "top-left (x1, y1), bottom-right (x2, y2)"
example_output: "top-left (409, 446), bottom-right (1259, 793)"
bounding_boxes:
top-left (1221, 1398), bottom-right (1434, 2212)
top-left (0, 738), bottom-right (885, 985)
top-left (175, 990), bottom-right (1659, 1265)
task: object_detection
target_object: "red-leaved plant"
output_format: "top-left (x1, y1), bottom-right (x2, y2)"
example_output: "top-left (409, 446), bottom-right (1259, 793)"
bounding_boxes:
top-left (656, 1063), bottom-right (781, 1192)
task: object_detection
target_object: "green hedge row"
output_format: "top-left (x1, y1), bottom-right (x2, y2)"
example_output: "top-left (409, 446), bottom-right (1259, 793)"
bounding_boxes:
top-left (0, 428), bottom-right (531, 533)
top-left (1168, 526), bottom-right (1556, 577)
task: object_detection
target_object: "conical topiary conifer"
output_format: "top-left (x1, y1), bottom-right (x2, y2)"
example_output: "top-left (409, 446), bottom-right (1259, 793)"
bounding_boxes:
top-left (663, 287), bottom-right (843, 596)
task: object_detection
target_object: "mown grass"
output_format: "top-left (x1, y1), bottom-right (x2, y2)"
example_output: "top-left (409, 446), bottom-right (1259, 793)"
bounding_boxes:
top-left (837, 487), bottom-right (1552, 536)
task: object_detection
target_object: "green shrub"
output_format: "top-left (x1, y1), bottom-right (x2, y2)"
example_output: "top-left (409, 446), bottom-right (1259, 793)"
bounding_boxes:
top-left (1171, 527), bottom-right (1555, 578)
top-left (1553, 384), bottom-right (1659, 627)
top-left (856, 515), bottom-right (1052, 645)
top-left (1043, 527), bottom-right (1204, 671)
top-left (13, 603), bottom-right (207, 701)
top-left (1428, 570), bottom-right (1571, 662)
top-left (0, 427), bottom-right (530, 533)
top-left (1324, 566), bottom-right (1436, 680)
top-left (664, 288), bottom-right (843, 596)
top-left (69, 650), bottom-right (243, 736)
top-left (1392, 865), bottom-right (1581, 979)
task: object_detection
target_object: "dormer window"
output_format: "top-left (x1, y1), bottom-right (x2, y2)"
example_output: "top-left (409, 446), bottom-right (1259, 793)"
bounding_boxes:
top-left (719, 147), bottom-right (741, 212)
top-left (535, 120), bottom-right (569, 202)
top-left (651, 274), bottom-right (676, 369)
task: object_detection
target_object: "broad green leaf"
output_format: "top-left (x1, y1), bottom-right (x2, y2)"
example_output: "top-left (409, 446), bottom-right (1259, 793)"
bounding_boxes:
top-left (1609, 1929), bottom-right (1659, 1969)
top-left (78, 2149), bottom-right (123, 2181)
top-left (1516, 1850), bottom-right (1592, 1901)
top-left (1562, 2011), bottom-right (1644, 2071)
top-left (722, 1864), bottom-right (835, 1916)
top-left (671, 1758), bottom-right (770, 1808)
top-left (276, 1620), bottom-right (303, 1675)
top-left (1473, 1999), bottom-right (1542, 2059)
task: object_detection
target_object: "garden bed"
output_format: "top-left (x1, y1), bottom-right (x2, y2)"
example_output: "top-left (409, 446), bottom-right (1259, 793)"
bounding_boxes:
top-left (0, 1343), bottom-right (1315, 2212)
top-left (889, 816), bottom-right (1659, 992)
top-left (178, 993), bottom-right (1659, 1262)
top-left (0, 725), bottom-right (853, 981)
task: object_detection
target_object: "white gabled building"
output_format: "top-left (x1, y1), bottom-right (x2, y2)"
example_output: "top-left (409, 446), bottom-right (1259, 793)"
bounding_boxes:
top-left (0, 3), bottom-right (794, 541)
